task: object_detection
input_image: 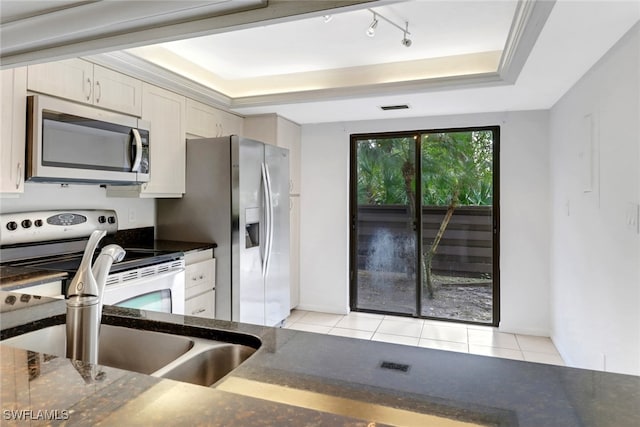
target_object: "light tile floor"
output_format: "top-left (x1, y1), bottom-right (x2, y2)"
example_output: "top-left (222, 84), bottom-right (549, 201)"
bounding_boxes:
top-left (284, 309), bottom-right (565, 366)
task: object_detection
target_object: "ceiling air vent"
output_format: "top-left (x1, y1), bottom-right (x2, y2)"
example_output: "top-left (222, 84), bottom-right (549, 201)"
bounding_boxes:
top-left (380, 104), bottom-right (409, 111)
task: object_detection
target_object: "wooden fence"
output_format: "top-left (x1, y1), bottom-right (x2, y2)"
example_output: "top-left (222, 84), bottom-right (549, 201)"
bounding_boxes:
top-left (356, 205), bottom-right (493, 277)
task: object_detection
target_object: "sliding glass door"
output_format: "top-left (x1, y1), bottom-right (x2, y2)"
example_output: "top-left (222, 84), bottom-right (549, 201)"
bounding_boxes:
top-left (350, 127), bottom-right (499, 325)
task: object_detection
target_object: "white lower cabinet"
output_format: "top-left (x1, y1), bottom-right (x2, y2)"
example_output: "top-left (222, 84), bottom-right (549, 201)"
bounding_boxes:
top-left (185, 290), bottom-right (215, 317)
top-left (184, 251), bottom-right (215, 318)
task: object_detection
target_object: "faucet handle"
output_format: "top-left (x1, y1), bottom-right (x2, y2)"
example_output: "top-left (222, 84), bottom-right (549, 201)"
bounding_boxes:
top-left (67, 230), bottom-right (106, 298)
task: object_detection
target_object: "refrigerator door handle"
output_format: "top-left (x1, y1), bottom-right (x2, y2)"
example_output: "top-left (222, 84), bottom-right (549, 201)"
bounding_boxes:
top-left (261, 163), bottom-right (267, 278)
top-left (261, 163), bottom-right (273, 278)
top-left (264, 163), bottom-right (275, 277)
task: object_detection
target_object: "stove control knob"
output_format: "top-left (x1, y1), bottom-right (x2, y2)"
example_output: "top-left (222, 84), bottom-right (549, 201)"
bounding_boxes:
top-left (21, 219), bottom-right (32, 229)
top-left (34, 219), bottom-right (44, 227)
top-left (6, 221), bottom-right (18, 231)
top-left (98, 216), bottom-right (106, 224)
top-left (107, 216), bottom-right (116, 224)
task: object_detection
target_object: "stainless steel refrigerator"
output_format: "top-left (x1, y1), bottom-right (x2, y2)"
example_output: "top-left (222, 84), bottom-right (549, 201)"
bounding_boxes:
top-left (157, 136), bottom-right (290, 326)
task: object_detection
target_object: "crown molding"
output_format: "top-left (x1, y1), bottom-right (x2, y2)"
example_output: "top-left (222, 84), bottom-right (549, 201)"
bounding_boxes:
top-left (74, 0), bottom-right (553, 112)
top-left (499, 0), bottom-right (556, 84)
top-left (86, 51), bottom-right (233, 112)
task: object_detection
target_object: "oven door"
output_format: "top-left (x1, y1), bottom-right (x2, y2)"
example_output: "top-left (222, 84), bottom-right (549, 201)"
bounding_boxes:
top-left (102, 269), bottom-right (185, 315)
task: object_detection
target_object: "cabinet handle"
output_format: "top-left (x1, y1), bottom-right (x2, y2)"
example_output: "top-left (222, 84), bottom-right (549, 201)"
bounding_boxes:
top-left (15, 162), bottom-right (22, 189)
top-left (95, 81), bottom-right (101, 103)
top-left (85, 77), bottom-right (92, 101)
top-left (192, 308), bottom-right (206, 315)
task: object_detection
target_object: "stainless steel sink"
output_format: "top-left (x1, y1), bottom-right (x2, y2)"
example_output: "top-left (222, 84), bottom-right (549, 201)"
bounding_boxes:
top-left (2, 324), bottom-right (195, 374)
top-left (157, 344), bottom-right (256, 386)
top-left (1, 323), bottom-right (259, 386)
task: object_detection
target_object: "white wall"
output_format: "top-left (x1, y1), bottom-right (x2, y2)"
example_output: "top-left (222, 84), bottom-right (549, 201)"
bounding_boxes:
top-left (300, 111), bottom-right (551, 335)
top-left (0, 183), bottom-right (155, 229)
top-left (549, 24), bottom-right (639, 375)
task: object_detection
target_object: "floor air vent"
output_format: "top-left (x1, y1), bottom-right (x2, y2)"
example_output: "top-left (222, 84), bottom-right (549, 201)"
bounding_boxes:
top-left (379, 361), bottom-right (410, 373)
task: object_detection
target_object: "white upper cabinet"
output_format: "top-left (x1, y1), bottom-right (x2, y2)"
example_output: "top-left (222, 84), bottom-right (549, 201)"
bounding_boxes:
top-left (92, 66), bottom-right (142, 116)
top-left (139, 83), bottom-right (186, 197)
top-left (244, 114), bottom-right (301, 194)
top-left (186, 99), bottom-right (243, 138)
top-left (27, 58), bottom-right (142, 116)
top-left (1, 67), bottom-right (27, 196)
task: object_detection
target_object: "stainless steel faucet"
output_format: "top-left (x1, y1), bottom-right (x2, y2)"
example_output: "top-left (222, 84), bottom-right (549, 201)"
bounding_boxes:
top-left (66, 230), bottom-right (125, 364)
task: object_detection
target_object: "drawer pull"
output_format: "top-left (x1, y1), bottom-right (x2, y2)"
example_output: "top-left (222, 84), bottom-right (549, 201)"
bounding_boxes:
top-left (192, 308), bottom-right (206, 314)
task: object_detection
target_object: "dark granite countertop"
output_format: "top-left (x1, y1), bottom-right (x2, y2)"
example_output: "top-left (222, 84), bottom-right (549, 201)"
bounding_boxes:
top-left (0, 235), bottom-right (215, 293)
top-left (0, 266), bottom-right (67, 291)
top-left (1, 290), bottom-right (638, 427)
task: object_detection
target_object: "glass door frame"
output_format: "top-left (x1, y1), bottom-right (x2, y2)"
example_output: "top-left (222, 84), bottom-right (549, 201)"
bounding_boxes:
top-left (349, 126), bottom-right (501, 326)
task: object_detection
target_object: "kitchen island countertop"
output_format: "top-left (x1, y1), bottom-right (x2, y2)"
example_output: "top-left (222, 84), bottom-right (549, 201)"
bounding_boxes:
top-left (1, 290), bottom-right (638, 427)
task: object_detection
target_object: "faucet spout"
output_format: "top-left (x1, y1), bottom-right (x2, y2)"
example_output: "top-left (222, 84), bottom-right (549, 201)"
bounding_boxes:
top-left (66, 230), bottom-right (124, 364)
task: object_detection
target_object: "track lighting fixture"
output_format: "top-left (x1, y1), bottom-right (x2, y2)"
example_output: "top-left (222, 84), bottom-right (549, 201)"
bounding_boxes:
top-left (401, 22), bottom-right (412, 47)
top-left (366, 14), bottom-right (379, 37)
top-left (365, 9), bottom-right (412, 47)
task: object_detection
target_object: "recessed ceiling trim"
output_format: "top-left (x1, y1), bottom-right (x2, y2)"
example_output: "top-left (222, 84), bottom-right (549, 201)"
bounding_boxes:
top-left (0, 0), bottom-right (377, 68)
top-left (78, 0), bottom-right (553, 112)
top-left (498, 0), bottom-right (556, 83)
top-left (230, 72), bottom-right (506, 108)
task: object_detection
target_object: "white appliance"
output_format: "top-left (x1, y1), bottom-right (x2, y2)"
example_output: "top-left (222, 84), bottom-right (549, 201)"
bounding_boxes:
top-left (157, 135), bottom-right (290, 326)
top-left (26, 95), bottom-right (150, 184)
top-left (0, 210), bottom-right (185, 315)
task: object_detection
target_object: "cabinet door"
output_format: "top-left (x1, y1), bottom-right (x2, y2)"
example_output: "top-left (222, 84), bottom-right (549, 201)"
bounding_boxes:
top-left (219, 109), bottom-right (244, 136)
top-left (93, 65), bottom-right (142, 116)
top-left (277, 116), bottom-right (301, 195)
top-left (185, 99), bottom-right (221, 138)
top-left (27, 58), bottom-right (93, 104)
top-left (243, 114), bottom-right (277, 145)
top-left (140, 83), bottom-right (186, 197)
top-left (1, 68), bottom-right (27, 195)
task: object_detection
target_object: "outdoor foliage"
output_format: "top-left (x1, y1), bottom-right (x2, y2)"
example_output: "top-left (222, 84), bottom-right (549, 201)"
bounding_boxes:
top-left (357, 131), bottom-right (493, 207)
top-left (356, 130), bottom-right (494, 299)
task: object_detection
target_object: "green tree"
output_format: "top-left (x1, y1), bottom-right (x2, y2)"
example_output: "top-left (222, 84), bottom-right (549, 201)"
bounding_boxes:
top-left (356, 130), bottom-right (493, 299)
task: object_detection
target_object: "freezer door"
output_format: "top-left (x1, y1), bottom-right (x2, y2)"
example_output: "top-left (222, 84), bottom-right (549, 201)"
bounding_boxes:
top-left (264, 144), bottom-right (290, 326)
top-left (235, 138), bottom-right (266, 325)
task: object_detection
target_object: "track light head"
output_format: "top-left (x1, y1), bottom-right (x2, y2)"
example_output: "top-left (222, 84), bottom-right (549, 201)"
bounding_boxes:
top-left (401, 22), bottom-right (411, 47)
top-left (366, 16), bottom-right (378, 37)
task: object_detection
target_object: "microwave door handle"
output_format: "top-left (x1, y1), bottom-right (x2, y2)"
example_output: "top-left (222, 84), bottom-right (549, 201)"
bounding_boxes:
top-left (131, 129), bottom-right (143, 172)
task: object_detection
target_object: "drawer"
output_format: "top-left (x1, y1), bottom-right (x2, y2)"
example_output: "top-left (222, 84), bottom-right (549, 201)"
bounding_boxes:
top-left (185, 290), bottom-right (214, 318)
top-left (185, 258), bottom-right (215, 297)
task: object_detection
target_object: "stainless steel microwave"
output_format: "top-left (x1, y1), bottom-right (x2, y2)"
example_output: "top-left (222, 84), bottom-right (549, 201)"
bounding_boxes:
top-left (26, 94), bottom-right (150, 185)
